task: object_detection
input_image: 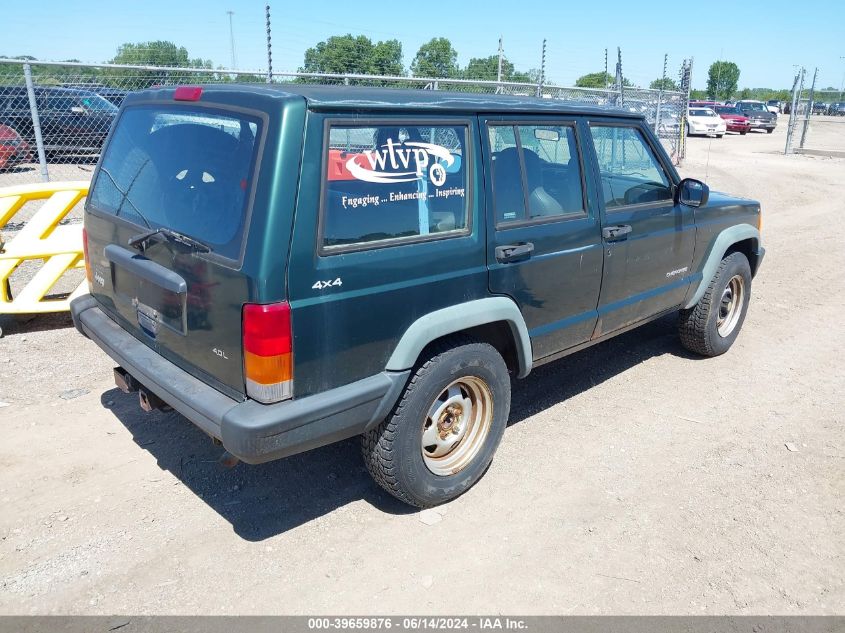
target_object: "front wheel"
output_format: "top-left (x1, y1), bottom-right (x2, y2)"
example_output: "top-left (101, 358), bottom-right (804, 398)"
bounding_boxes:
top-left (740, 131), bottom-right (747, 135)
top-left (679, 252), bottom-right (752, 357)
top-left (361, 339), bottom-right (511, 507)
top-left (766, 128), bottom-right (774, 134)
top-left (717, 134), bottom-right (724, 138)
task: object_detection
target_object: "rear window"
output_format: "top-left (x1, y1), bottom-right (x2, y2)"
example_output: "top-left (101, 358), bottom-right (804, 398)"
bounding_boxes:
top-left (89, 105), bottom-right (261, 260)
top-left (321, 123), bottom-right (470, 251)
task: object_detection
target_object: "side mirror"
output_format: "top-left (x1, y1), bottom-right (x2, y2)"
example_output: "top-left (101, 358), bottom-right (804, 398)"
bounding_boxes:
top-left (677, 178), bottom-right (709, 208)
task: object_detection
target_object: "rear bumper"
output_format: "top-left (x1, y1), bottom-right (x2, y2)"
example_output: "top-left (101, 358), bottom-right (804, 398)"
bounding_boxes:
top-left (70, 295), bottom-right (409, 464)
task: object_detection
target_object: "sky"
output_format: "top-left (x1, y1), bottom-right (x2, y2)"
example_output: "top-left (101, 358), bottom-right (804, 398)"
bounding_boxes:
top-left (2, 0), bottom-right (844, 91)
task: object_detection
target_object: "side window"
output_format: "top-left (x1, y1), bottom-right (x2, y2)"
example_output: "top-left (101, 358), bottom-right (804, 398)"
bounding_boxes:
top-left (488, 123), bottom-right (585, 225)
top-left (321, 123), bottom-right (469, 250)
top-left (588, 125), bottom-right (673, 208)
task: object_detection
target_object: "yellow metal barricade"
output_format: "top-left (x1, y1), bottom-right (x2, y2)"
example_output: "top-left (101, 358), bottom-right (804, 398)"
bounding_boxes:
top-left (0, 181), bottom-right (89, 315)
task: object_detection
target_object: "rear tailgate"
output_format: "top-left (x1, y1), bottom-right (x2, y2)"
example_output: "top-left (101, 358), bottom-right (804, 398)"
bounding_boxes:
top-left (83, 86), bottom-right (303, 399)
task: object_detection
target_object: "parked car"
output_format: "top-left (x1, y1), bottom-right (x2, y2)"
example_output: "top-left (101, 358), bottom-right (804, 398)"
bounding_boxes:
top-left (92, 87), bottom-right (129, 107)
top-left (811, 101), bottom-right (828, 115)
top-left (713, 105), bottom-right (751, 135)
top-left (0, 123), bottom-right (32, 170)
top-left (828, 102), bottom-right (845, 116)
top-left (734, 100), bottom-right (777, 133)
top-left (766, 99), bottom-right (781, 114)
top-left (0, 86), bottom-right (118, 154)
top-left (71, 84), bottom-right (765, 507)
top-left (686, 107), bottom-right (727, 137)
top-left (689, 100), bottom-right (719, 108)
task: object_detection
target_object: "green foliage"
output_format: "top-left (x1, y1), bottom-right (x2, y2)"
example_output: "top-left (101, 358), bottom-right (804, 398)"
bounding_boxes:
top-left (411, 38), bottom-right (458, 78)
top-left (462, 55), bottom-right (536, 83)
top-left (575, 72), bottom-right (632, 89)
top-left (105, 41), bottom-right (213, 90)
top-left (299, 34), bottom-right (404, 79)
top-left (575, 72), bottom-right (613, 88)
top-left (706, 61), bottom-right (740, 100)
top-left (463, 55), bottom-right (508, 81)
top-left (649, 77), bottom-right (679, 91)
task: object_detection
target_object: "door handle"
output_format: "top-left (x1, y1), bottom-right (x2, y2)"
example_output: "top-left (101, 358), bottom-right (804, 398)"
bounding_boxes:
top-left (602, 224), bottom-right (632, 241)
top-left (495, 242), bottom-right (534, 263)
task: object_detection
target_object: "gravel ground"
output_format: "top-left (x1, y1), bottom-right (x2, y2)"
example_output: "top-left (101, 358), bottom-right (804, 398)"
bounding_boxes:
top-left (0, 124), bottom-right (843, 615)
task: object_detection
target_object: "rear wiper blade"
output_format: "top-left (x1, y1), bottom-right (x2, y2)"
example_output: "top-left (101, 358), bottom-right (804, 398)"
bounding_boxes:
top-left (128, 227), bottom-right (211, 254)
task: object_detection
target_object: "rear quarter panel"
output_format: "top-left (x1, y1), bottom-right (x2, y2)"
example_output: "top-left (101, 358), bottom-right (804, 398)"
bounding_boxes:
top-left (286, 112), bottom-right (489, 397)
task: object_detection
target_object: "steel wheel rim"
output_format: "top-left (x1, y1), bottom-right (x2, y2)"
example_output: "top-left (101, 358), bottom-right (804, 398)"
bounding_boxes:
top-left (420, 376), bottom-right (494, 477)
top-left (716, 274), bottom-right (745, 337)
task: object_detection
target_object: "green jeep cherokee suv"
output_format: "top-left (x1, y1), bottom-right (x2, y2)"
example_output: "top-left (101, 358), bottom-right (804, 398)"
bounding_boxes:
top-left (71, 84), bottom-right (764, 507)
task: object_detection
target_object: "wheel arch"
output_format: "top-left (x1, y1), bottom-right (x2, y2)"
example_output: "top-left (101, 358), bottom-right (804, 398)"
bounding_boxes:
top-left (385, 297), bottom-right (533, 379)
top-left (684, 223), bottom-right (761, 309)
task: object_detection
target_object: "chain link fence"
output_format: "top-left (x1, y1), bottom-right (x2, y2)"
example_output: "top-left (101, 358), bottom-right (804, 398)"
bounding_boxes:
top-left (784, 72), bottom-right (845, 156)
top-left (0, 58), bottom-right (690, 189)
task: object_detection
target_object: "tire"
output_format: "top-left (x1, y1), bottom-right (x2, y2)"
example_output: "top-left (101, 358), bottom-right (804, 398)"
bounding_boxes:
top-left (740, 131), bottom-right (747, 135)
top-left (678, 252), bottom-right (752, 357)
top-left (717, 134), bottom-right (724, 139)
top-left (361, 338), bottom-right (511, 507)
top-left (766, 128), bottom-right (774, 134)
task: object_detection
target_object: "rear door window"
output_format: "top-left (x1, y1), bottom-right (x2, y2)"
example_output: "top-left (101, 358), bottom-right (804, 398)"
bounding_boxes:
top-left (88, 105), bottom-right (262, 260)
top-left (488, 123), bottom-right (585, 225)
top-left (321, 122), bottom-right (470, 251)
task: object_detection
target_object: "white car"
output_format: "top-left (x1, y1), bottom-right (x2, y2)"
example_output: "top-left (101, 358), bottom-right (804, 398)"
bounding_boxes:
top-left (686, 107), bottom-right (727, 138)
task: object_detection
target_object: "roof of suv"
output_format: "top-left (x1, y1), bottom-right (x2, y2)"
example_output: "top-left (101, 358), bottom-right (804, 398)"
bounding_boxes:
top-left (151, 83), bottom-right (642, 118)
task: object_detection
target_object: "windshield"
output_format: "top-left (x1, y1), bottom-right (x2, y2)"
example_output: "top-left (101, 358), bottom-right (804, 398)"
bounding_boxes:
top-left (80, 93), bottom-right (118, 113)
top-left (742, 102), bottom-right (767, 111)
top-left (714, 106), bottom-right (740, 115)
top-left (690, 108), bottom-right (717, 117)
top-left (89, 105), bottom-right (262, 260)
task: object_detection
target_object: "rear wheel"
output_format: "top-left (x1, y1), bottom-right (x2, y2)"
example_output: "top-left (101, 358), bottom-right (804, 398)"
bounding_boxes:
top-left (679, 252), bottom-right (752, 357)
top-left (361, 339), bottom-right (511, 507)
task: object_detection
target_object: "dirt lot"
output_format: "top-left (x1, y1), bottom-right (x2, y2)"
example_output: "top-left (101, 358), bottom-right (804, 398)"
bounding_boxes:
top-left (0, 124), bottom-right (843, 615)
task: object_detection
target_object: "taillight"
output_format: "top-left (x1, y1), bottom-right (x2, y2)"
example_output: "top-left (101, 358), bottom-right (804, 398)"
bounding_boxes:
top-left (243, 302), bottom-right (293, 403)
top-left (81, 227), bottom-right (92, 286)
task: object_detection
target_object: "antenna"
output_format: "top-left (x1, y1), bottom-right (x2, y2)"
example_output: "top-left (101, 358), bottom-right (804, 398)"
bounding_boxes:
top-left (226, 10), bottom-right (237, 69)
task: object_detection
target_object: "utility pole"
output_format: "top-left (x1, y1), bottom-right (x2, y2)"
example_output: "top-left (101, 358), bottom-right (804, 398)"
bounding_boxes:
top-left (604, 48), bottom-right (608, 90)
top-left (227, 10), bottom-right (237, 69)
top-left (496, 36), bottom-right (504, 85)
top-left (537, 38), bottom-right (546, 97)
top-left (265, 4), bottom-right (273, 83)
top-left (614, 47), bottom-right (624, 106)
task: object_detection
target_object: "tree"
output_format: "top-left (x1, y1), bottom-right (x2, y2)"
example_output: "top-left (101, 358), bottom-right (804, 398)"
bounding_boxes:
top-left (111, 41), bottom-right (210, 69)
top-left (575, 72), bottom-right (613, 88)
top-left (706, 61), bottom-right (740, 100)
top-left (108, 41), bottom-right (212, 89)
top-left (300, 34), bottom-right (404, 77)
top-left (371, 39), bottom-right (404, 76)
top-left (649, 77), bottom-right (679, 91)
top-left (411, 38), bottom-right (458, 78)
top-left (463, 55), bottom-right (506, 81)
